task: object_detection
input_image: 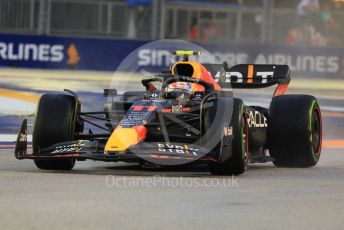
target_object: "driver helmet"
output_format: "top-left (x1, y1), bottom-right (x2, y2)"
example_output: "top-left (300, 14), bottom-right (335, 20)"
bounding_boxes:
top-left (167, 82), bottom-right (205, 93)
top-left (167, 82), bottom-right (192, 93)
top-left (167, 82), bottom-right (193, 101)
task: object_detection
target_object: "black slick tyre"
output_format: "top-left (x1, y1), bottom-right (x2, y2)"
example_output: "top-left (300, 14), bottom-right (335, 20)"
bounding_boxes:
top-left (33, 94), bottom-right (78, 170)
top-left (207, 98), bottom-right (248, 175)
top-left (268, 95), bottom-right (322, 167)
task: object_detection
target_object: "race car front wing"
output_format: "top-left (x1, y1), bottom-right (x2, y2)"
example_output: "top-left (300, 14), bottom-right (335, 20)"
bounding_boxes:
top-left (14, 119), bottom-right (217, 163)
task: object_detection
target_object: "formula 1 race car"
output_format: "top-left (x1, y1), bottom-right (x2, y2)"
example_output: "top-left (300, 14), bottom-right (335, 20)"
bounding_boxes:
top-left (15, 50), bottom-right (322, 175)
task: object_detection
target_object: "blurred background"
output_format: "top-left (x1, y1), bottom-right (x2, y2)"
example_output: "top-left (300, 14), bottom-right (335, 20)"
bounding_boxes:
top-left (0, 0), bottom-right (343, 143)
top-left (1, 0), bottom-right (344, 72)
top-left (0, 0), bottom-right (344, 75)
top-left (1, 0), bottom-right (344, 46)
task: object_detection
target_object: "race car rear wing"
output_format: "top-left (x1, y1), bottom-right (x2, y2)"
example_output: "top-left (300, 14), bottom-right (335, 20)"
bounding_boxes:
top-left (204, 63), bottom-right (291, 97)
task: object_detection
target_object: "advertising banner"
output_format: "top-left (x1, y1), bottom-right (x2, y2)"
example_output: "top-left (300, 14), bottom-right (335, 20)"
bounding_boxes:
top-left (0, 33), bottom-right (343, 78)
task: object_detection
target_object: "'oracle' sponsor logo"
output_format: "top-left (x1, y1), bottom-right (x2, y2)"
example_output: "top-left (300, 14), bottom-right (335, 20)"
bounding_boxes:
top-left (247, 111), bottom-right (268, 128)
top-left (214, 71), bottom-right (274, 83)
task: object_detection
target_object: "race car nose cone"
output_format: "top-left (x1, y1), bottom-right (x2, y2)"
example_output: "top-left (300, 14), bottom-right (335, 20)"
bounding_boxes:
top-left (105, 126), bottom-right (147, 152)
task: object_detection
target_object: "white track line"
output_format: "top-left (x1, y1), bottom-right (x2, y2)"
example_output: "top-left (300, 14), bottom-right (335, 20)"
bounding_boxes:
top-left (0, 134), bottom-right (32, 142)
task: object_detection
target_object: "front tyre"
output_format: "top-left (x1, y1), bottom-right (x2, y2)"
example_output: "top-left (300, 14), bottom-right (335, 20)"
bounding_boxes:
top-left (207, 99), bottom-right (248, 175)
top-left (33, 94), bottom-right (79, 170)
top-left (268, 95), bottom-right (322, 167)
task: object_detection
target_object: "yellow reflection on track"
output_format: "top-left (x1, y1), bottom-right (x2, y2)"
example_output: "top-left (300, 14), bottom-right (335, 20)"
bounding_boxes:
top-left (0, 88), bottom-right (39, 103)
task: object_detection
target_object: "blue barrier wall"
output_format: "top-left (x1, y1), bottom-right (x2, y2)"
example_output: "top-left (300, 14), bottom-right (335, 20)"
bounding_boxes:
top-left (0, 33), bottom-right (147, 71)
top-left (1, 33), bottom-right (344, 78)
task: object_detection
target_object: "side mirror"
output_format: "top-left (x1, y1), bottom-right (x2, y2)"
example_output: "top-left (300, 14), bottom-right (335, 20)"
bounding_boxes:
top-left (103, 89), bottom-right (117, 96)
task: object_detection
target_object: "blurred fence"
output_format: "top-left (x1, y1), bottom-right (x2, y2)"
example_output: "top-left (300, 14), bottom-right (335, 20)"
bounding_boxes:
top-left (0, 0), bottom-right (134, 37)
top-left (0, 0), bottom-right (344, 46)
top-left (161, 1), bottom-right (269, 44)
top-left (0, 0), bottom-right (40, 34)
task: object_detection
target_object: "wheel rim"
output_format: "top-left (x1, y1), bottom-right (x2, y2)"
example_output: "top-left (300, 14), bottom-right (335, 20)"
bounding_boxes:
top-left (312, 107), bottom-right (322, 157)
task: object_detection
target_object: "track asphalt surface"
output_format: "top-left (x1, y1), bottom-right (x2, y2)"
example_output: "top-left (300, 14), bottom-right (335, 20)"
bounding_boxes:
top-left (0, 149), bottom-right (343, 230)
top-left (0, 69), bottom-right (343, 229)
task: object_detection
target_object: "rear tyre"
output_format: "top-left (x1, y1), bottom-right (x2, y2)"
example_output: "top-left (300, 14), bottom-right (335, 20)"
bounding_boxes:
top-left (33, 94), bottom-right (78, 170)
top-left (207, 98), bottom-right (248, 175)
top-left (268, 95), bottom-right (322, 167)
